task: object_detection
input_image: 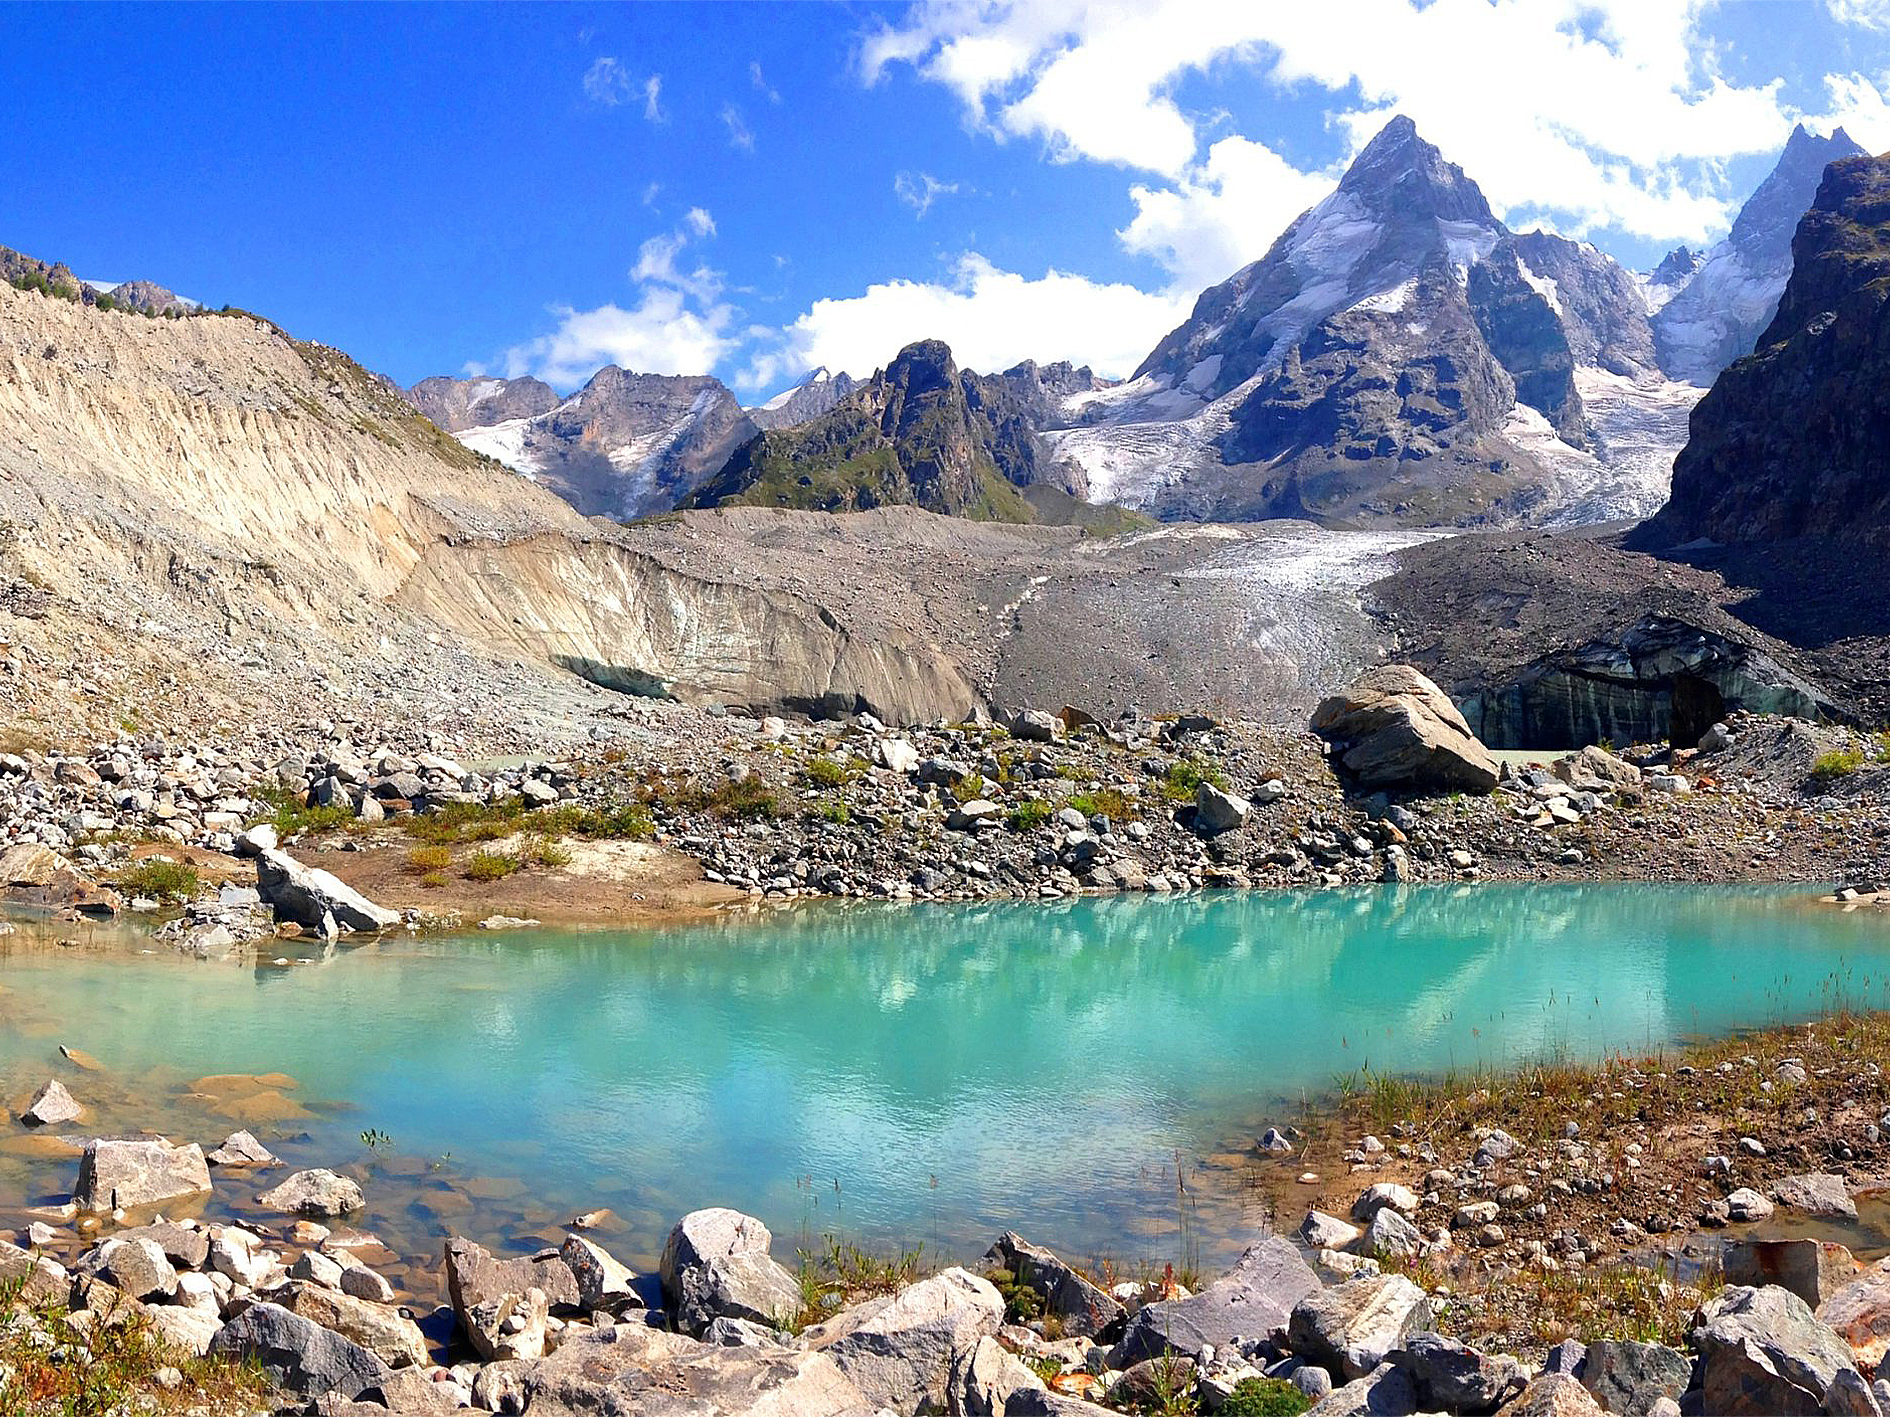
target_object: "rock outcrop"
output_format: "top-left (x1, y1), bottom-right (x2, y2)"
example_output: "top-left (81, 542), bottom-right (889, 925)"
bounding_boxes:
top-left (1641, 147), bottom-right (1890, 547)
top-left (688, 339), bottom-right (1085, 523)
top-left (659, 1208), bottom-right (801, 1336)
top-left (74, 1138), bottom-right (212, 1213)
top-left (1110, 1238), bottom-right (1320, 1366)
top-left (1311, 667), bottom-right (1500, 792)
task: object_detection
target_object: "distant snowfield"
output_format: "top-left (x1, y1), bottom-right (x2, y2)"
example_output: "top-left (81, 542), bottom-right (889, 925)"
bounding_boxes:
top-left (455, 418), bottom-right (540, 478)
top-left (1511, 368), bottom-right (1702, 526)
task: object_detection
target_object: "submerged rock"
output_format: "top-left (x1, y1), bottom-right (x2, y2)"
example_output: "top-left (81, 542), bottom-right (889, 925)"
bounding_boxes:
top-left (257, 1168), bottom-right (364, 1218)
top-left (74, 1138), bottom-right (211, 1213)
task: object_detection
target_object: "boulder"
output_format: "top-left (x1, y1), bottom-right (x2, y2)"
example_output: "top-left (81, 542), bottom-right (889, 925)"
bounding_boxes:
top-left (264, 1279), bottom-right (431, 1369)
top-left (874, 739), bottom-right (921, 774)
top-left (1577, 1340), bottom-right (1692, 1417)
top-left (1820, 1259), bottom-right (1890, 1376)
top-left (1111, 1237), bottom-right (1320, 1366)
top-left (207, 1129), bottom-right (280, 1167)
top-left (949, 1333), bottom-right (1047, 1416)
top-left (1288, 1274), bottom-right (1435, 1382)
top-left (207, 1300), bottom-right (393, 1400)
top-left (1772, 1173), bottom-right (1859, 1219)
top-left (1724, 1239), bottom-right (1858, 1308)
top-left (1691, 1284), bottom-right (1879, 1415)
top-left (985, 1231), bottom-right (1124, 1339)
top-left (1501, 1373), bottom-right (1608, 1416)
top-left (0, 842), bottom-right (121, 913)
top-left (1350, 1184), bottom-right (1419, 1221)
top-left (21, 1078), bottom-right (81, 1126)
top-left (443, 1236), bottom-right (579, 1360)
top-left (1193, 783), bottom-right (1251, 834)
top-left (258, 1169), bottom-right (365, 1218)
top-left (74, 1138), bottom-right (211, 1213)
top-left (659, 1208), bottom-right (801, 1336)
top-left (802, 1266), bottom-right (1003, 1412)
top-left (116, 1222), bottom-right (211, 1270)
top-left (1392, 1332), bottom-right (1523, 1413)
top-left (502, 1322), bottom-right (876, 1417)
top-left (1364, 1208), bottom-right (1422, 1260)
top-left (1300, 1211), bottom-right (1364, 1252)
top-left (1011, 710), bottom-right (1064, 743)
top-left (74, 1236), bottom-right (177, 1301)
top-left (1554, 746), bottom-right (1642, 794)
top-left (1726, 1187), bottom-right (1775, 1223)
top-left (1301, 1361), bottom-right (1418, 1417)
top-left (1311, 666), bottom-right (1500, 793)
top-left (560, 1233), bottom-right (640, 1312)
top-left (255, 848), bottom-right (399, 932)
top-left (149, 1303), bottom-right (222, 1358)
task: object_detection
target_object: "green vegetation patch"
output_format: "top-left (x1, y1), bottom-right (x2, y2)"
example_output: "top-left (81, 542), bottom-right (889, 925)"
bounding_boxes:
top-left (115, 858), bottom-right (199, 902)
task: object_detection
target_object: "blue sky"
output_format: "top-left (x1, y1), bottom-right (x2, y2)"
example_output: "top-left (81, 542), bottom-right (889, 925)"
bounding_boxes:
top-left (9, 1), bottom-right (1890, 398)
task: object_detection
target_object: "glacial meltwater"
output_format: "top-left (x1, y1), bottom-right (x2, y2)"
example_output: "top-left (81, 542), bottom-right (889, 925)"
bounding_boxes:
top-left (3, 884), bottom-right (1888, 1284)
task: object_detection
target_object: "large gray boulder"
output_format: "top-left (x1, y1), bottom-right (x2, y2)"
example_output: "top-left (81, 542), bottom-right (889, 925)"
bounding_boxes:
top-left (22, 1078), bottom-right (81, 1126)
top-left (660, 1207), bottom-right (802, 1336)
top-left (1391, 1332), bottom-right (1523, 1413)
top-left (255, 847), bottom-right (399, 932)
top-left (1499, 1373), bottom-right (1608, 1416)
top-left (949, 1334), bottom-right (1047, 1416)
top-left (74, 1138), bottom-right (211, 1213)
top-left (504, 1321), bottom-right (876, 1417)
top-left (1772, 1173), bottom-right (1859, 1220)
top-left (207, 1300), bottom-right (392, 1399)
top-left (802, 1266), bottom-right (1004, 1413)
top-left (985, 1231), bottom-right (1124, 1339)
top-left (1289, 1273), bottom-right (1435, 1382)
top-left (1302, 1361), bottom-right (1419, 1417)
top-left (1820, 1259), bottom-right (1890, 1377)
top-left (1311, 666), bottom-right (1500, 793)
top-left (262, 1279), bottom-right (430, 1369)
top-left (443, 1236), bottom-right (579, 1361)
top-left (1111, 1237), bottom-right (1320, 1366)
top-left (257, 1168), bottom-right (365, 1218)
top-left (561, 1233), bottom-right (640, 1312)
top-left (73, 1236), bottom-right (177, 1302)
top-left (1577, 1339), bottom-right (1692, 1417)
top-left (1691, 1284), bottom-right (1880, 1415)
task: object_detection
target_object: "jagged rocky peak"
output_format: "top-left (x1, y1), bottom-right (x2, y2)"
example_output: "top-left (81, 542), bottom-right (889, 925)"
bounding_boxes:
top-left (747, 366), bottom-right (859, 430)
top-left (409, 367), bottom-right (757, 521)
top-left (2, 243), bottom-right (192, 316)
top-left (1652, 123), bottom-right (1866, 384)
top-left (408, 374), bottom-right (558, 433)
top-left (1651, 246), bottom-right (1702, 286)
top-left (689, 338), bottom-right (1086, 523)
top-left (1639, 150), bottom-right (1890, 546)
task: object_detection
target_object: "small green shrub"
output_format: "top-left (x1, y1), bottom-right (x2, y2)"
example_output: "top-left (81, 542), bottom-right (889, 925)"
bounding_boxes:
top-left (983, 1267), bottom-right (1043, 1324)
top-left (1811, 748), bottom-right (1865, 780)
top-left (1007, 800), bottom-right (1053, 832)
top-left (251, 782), bottom-right (354, 837)
top-left (1161, 758), bottom-right (1226, 803)
top-left (405, 845), bottom-right (451, 873)
top-left (1069, 787), bottom-right (1140, 821)
top-left (525, 835), bottom-right (573, 868)
top-left (810, 800), bottom-right (852, 825)
top-left (462, 850), bottom-right (521, 882)
top-left (804, 757), bottom-right (856, 790)
top-left (1217, 1377), bottom-right (1312, 1417)
top-left (116, 859), bottom-right (200, 902)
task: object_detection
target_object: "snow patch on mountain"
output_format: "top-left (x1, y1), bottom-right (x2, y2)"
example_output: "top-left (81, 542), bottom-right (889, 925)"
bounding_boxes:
top-left (456, 418), bottom-right (541, 478)
top-left (1503, 368), bottom-right (1702, 524)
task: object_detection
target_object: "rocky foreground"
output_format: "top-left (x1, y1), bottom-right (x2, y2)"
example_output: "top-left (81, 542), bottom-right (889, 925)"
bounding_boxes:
top-left (14, 1095), bottom-right (1890, 1417)
top-left (4, 664), bottom-right (1890, 941)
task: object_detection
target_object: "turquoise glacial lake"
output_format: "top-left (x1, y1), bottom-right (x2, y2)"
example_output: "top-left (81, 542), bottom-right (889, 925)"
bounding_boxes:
top-left (2, 884), bottom-right (1888, 1277)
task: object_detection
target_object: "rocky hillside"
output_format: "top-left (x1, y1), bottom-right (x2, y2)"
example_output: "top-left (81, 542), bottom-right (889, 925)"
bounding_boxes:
top-left (746, 366), bottom-right (857, 429)
top-left (408, 368), bottom-right (758, 520)
top-left (1652, 124), bottom-right (1865, 384)
top-left (687, 339), bottom-right (1086, 522)
top-left (4, 243), bottom-right (192, 316)
top-left (1044, 116), bottom-right (1698, 527)
top-left (1640, 150), bottom-right (1890, 547)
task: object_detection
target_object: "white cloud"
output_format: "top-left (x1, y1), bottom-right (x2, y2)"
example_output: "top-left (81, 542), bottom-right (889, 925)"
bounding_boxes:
top-left (721, 104), bottom-right (755, 152)
top-left (745, 253), bottom-right (1190, 389)
top-left (582, 56), bottom-right (634, 107)
top-left (750, 60), bottom-right (782, 103)
top-left (893, 170), bottom-right (962, 217)
top-left (1120, 135), bottom-right (1336, 290)
top-left (865, 0), bottom-right (1873, 254)
top-left (498, 220), bottom-right (735, 387)
top-left (1828, 0), bottom-right (1890, 30)
top-left (644, 74), bottom-right (665, 123)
